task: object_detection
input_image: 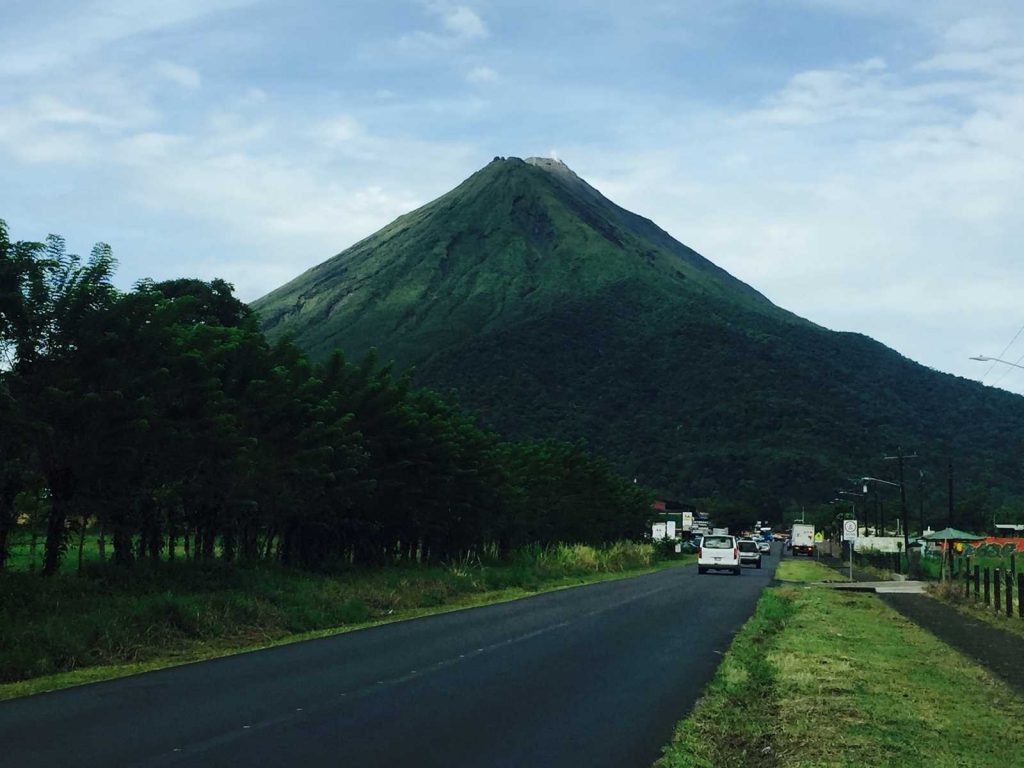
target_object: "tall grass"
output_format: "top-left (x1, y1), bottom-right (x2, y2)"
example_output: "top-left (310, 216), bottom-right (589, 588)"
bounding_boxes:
top-left (0, 541), bottom-right (664, 687)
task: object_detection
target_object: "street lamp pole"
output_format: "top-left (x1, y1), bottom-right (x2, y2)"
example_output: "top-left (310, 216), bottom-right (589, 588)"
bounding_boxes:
top-left (970, 355), bottom-right (1024, 371)
top-left (882, 448), bottom-right (917, 560)
top-left (862, 475), bottom-right (906, 572)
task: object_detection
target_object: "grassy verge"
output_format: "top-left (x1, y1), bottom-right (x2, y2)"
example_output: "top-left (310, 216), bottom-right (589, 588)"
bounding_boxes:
top-left (657, 562), bottom-right (1024, 767)
top-left (775, 559), bottom-right (845, 583)
top-left (0, 542), bottom-right (691, 701)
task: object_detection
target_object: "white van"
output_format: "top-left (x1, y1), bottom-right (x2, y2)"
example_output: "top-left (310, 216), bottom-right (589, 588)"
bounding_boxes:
top-left (698, 534), bottom-right (740, 575)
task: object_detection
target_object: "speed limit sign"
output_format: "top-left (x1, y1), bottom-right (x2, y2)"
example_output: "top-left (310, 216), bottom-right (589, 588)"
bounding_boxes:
top-left (842, 519), bottom-right (858, 541)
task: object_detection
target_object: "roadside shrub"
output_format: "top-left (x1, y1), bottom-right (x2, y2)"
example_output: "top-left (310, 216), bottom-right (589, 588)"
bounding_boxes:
top-left (0, 540), bottom-right (662, 687)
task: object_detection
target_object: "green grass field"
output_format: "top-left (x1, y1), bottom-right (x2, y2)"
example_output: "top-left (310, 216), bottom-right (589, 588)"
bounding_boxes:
top-left (6, 531), bottom-right (108, 574)
top-left (775, 559), bottom-right (844, 583)
top-left (656, 560), bottom-right (1024, 767)
top-left (0, 541), bottom-right (692, 700)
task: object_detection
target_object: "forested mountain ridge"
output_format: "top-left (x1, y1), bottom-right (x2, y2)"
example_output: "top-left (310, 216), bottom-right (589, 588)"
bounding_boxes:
top-left (255, 157), bottom-right (1024, 524)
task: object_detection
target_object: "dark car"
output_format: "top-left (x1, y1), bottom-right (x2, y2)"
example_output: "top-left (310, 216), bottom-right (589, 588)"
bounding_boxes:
top-left (737, 538), bottom-right (762, 569)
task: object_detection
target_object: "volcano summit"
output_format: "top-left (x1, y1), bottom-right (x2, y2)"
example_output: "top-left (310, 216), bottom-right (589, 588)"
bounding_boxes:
top-left (254, 157), bottom-right (1024, 514)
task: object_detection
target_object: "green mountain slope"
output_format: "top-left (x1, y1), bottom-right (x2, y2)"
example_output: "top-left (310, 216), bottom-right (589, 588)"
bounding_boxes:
top-left (254, 157), bottom-right (1024, 521)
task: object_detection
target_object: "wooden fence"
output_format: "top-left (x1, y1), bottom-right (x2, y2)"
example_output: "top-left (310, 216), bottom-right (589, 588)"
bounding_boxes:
top-left (956, 554), bottom-right (1024, 619)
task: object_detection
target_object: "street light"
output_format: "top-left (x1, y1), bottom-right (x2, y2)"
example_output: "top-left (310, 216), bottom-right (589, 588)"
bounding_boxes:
top-left (862, 475), bottom-right (908, 573)
top-left (970, 355), bottom-right (1024, 370)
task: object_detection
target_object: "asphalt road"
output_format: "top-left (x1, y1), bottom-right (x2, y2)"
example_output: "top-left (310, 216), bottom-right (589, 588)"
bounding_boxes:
top-left (2, 548), bottom-right (779, 768)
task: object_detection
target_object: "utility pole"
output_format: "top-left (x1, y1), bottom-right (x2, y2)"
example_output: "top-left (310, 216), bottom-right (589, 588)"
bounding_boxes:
top-left (947, 457), bottom-right (954, 529)
top-left (918, 469), bottom-right (925, 536)
top-left (883, 447), bottom-right (918, 567)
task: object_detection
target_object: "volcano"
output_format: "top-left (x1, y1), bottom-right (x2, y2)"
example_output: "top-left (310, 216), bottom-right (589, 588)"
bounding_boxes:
top-left (254, 156), bottom-right (1024, 518)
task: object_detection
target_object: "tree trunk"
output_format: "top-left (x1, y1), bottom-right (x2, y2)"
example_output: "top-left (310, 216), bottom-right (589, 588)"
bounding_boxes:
top-left (77, 515), bottom-right (87, 573)
top-left (0, 486), bottom-right (15, 570)
top-left (43, 501), bottom-right (68, 576)
top-left (201, 523), bottom-right (215, 559)
top-left (222, 530), bottom-right (235, 562)
top-left (112, 524), bottom-right (133, 566)
top-left (167, 522), bottom-right (176, 562)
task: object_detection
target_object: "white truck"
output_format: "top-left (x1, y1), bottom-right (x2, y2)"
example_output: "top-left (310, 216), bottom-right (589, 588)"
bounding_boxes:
top-left (790, 523), bottom-right (815, 557)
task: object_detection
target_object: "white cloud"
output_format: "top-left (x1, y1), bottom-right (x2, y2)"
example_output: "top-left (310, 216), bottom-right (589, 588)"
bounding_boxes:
top-left (400, 2), bottom-right (489, 51)
top-left (27, 95), bottom-right (117, 127)
top-left (310, 115), bottom-right (363, 146)
top-left (466, 65), bottom-right (498, 83)
top-left (0, 0), bottom-right (257, 77)
top-left (440, 5), bottom-right (488, 40)
top-left (944, 15), bottom-right (1015, 48)
top-left (155, 61), bottom-right (201, 89)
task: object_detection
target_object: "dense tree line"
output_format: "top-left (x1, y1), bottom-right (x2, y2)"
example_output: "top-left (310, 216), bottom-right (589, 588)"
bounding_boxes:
top-left (0, 221), bottom-right (651, 574)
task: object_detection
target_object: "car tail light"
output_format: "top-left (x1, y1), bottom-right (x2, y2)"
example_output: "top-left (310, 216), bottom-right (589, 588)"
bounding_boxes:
top-left (699, 547), bottom-right (704, 558)
top-left (733, 547), bottom-right (738, 559)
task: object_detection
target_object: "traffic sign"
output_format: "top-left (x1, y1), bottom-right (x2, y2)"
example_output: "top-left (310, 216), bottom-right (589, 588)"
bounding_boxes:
top-left (842, 519), bottom-right (858, 541)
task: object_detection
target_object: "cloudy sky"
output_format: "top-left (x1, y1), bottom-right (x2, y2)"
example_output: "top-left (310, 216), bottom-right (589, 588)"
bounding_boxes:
top-left (2, 0), bottom-right (1023, 393)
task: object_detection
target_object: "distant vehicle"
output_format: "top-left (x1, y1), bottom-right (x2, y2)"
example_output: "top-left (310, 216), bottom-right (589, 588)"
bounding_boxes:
top-left (712, 527), bottom-right (729, 536)
top-left (737, 538), bottom-right (762, 569)
top-left (698, 534), bottom-right (740, 575)
top-left (757, 540), bottom-right (771, 554)
top-left (759, 526), bottom-right (773, 543)
top-left (791, 523), bottom-right (815, 556)
top-left (679, 538), bottom-right (701, 554)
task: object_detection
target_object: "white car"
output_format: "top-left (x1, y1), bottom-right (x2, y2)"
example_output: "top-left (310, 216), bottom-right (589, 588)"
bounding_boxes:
top-left (698, 534), bottom-right (740, 575)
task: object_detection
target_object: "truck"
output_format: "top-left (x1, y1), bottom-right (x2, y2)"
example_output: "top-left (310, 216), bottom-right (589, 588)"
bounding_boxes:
top-left (790, 523), bottom-right (815, 557)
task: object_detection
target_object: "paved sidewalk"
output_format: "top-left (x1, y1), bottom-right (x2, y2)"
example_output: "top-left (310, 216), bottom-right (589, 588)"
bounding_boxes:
top-left (822, 580), bottom-right (927, 594)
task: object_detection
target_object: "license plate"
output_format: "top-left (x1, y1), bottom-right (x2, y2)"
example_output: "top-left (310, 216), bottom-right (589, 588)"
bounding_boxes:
top-left (714, 557), bottom-right (721, 562)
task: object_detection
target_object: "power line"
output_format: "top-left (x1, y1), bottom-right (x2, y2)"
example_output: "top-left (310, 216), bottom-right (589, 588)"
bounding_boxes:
top-left (991, 347), bottom-right (1024, 388)
top-left (982, 320), bottom-right (1024, 382)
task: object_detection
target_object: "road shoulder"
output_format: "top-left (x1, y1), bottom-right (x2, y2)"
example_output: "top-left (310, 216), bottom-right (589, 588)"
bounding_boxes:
top-left (655, 558), bottom-right (1024, 768)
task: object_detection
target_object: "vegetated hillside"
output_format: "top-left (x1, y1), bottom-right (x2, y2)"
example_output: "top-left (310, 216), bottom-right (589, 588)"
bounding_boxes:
top-left (254, 157), bottom-right (1024, 522)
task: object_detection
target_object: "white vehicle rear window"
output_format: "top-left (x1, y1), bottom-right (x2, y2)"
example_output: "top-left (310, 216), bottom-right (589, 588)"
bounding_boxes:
top-left (703, 536), bottom-right (732, 549)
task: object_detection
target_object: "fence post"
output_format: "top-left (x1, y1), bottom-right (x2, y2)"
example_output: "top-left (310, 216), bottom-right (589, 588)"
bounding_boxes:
top-left (984, 568), bottom-right (991, 606)
top-left (995, 568), bottom-right (1002, 612)
top-left (1007, 571), bottom-right (1014, 617)
top-left (964, 557), bottom-right (971, 597)
top-left (974, 565), bottom-right (980, 600)
top-left (1018, 572), bottom-right (1023, 619)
